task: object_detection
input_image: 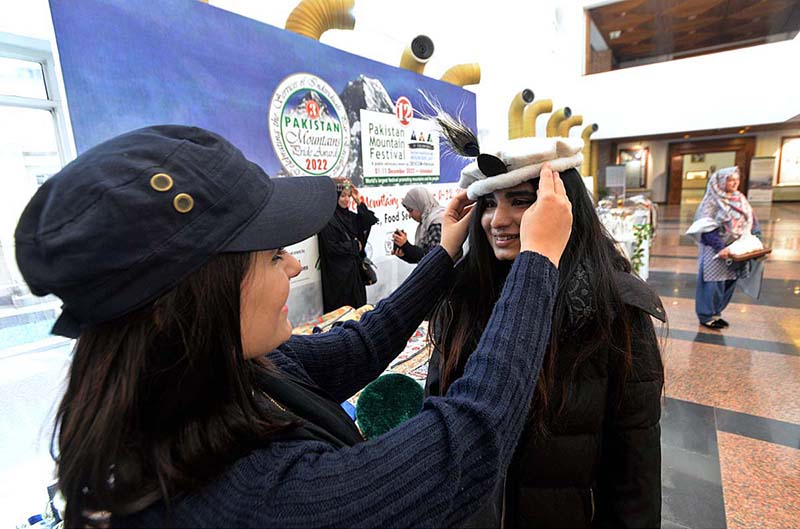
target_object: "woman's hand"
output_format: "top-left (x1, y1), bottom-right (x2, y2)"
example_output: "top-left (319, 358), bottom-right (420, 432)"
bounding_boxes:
top-left (718, 248), bottom-right (731, 259)
top-left (392, 231), bottom-right (408, 246)
top-left (350, 186), bottom-right (362, 204)
top-left (520, 163), bottom-right (572, 268)
top-left (440, 190), bottom-right (475, 259)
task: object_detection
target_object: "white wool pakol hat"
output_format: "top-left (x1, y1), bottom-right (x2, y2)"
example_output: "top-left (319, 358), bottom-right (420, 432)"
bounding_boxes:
top-left (421, 96), bottom-right (584, 200)
top-left (459, 136), bottom-right (584, 200)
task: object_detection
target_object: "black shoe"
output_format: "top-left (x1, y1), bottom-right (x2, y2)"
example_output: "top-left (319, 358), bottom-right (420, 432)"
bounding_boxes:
top-left (716, 318), bottom-right (730, 328)
top-left (701, 319), bottom-right (726, 330)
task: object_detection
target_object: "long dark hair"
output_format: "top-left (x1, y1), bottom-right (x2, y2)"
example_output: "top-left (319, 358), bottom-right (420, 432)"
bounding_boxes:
top-left (430, 168), bottom-right (639, 435)
top-left (53, 252), bottom-right (296, 527)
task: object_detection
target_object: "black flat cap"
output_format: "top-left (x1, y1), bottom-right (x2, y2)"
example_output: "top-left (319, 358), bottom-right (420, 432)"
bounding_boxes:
top-left (15, 125), bottom-right (336, 337)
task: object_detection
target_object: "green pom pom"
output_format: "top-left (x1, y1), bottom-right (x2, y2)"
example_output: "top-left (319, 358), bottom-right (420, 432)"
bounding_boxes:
top-left (356, 374), bottom-right (424, 439)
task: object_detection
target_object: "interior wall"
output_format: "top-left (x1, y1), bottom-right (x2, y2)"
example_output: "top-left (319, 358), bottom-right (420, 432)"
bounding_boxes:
top-left (681, 152), bottom-right (737, 189)
top-left (755, 128), bottom-right (800, 201)
top-left (614, 140), bottom-right (669, 202)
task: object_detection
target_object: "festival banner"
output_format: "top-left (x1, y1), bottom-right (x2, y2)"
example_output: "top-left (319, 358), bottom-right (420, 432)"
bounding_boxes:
top-left (49, 0), bottom-right (477, 323)
top-left (360, 106), bottom-right (440, 186)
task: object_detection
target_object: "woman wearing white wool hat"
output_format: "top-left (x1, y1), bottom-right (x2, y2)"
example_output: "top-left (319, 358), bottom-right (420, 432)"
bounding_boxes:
top-left (424, 112), bottom-right (666, 528)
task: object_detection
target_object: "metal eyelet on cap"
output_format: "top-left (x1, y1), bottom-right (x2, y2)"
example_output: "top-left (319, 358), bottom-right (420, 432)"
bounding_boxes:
top-left (150, 173), bottom-right (174, 192)
top-left (173, 193), bottom-right (194, 213)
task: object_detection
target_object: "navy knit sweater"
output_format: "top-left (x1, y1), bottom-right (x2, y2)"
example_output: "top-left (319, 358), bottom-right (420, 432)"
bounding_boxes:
top-left (120, 246), bottom-right (558, 528)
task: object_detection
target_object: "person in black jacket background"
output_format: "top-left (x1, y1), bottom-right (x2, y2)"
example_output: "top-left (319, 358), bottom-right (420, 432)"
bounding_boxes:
top-left (318, 179), bottom-right (378, 312)
top-left (426, 132), bottom-right (665, 528)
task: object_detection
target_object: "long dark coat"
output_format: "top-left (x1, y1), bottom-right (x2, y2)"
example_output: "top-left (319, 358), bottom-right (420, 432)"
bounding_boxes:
top-left (318, 203), bottom-right (378, 313)
top-left (426, 271), bottom-right (666, 528)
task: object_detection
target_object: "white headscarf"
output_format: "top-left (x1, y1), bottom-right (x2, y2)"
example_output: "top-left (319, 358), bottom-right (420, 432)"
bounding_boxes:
top-left (401, 187), bottom-right (445, 247)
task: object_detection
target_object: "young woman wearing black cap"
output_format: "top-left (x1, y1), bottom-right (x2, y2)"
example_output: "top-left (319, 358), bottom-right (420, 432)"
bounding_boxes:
top-left (14, 125), bottom-right (572, 528)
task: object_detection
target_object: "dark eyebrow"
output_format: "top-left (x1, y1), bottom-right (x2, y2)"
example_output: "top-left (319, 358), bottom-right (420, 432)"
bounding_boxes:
top-left (504, 190), bottom-right (536, 199)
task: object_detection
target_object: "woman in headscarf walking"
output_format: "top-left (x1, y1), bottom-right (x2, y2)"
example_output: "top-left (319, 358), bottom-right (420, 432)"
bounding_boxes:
top-left (686, 166), bottom-right (762, 329)
top-left (392, 187), bottom-right (445, 263)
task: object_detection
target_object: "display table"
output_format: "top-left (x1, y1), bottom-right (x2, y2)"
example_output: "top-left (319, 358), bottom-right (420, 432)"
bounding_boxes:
top-left (596, 196), bottom-right (656, 280)
top-left (293, 307), bottom-right (432, 407)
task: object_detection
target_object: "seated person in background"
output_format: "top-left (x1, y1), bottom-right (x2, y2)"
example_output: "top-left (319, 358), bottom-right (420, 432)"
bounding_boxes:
top-left (392, 187), bottom-right (445, 263)
top-left (424, 110), bottom-right (666, 528)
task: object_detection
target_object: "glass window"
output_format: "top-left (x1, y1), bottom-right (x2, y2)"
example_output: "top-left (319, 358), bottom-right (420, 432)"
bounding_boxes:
top-left (0, 43), bottom-right (72, 528)
top-left (0, 56), bottom-right (47, 99)
top-left (0, 106), bottom-right (63, 351)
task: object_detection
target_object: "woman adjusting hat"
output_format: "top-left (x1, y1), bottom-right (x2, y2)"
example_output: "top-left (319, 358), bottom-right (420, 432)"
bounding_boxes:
top-left (15, 124), bottom-right (573, 528)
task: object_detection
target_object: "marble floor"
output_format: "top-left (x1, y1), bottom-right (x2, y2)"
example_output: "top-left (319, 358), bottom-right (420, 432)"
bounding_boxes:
top-left (649, 202), bottom-right (800, 529)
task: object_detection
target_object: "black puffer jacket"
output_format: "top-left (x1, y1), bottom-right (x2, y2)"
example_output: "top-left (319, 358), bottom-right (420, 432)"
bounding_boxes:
top-left (426, 271), bottom-right (666, 528)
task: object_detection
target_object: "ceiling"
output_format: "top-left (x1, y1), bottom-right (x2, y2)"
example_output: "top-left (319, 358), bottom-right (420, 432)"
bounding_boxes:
top-left (588, 0), bottom-right (800, 64)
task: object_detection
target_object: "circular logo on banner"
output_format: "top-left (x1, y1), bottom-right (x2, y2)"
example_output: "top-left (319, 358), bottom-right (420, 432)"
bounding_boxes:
top-left (395, 96), bottom-right (413, 126)
top-left (269, 73), bottom-right (350, 176)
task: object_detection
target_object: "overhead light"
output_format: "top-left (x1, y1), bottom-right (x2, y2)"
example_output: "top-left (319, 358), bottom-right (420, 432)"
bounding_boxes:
top-left (609, 30), bottom-right (622, 40)
top-left (621, 11), bottom-right (627, 16)
top-left (683, 134), bottom-right (690, 139)
top-left (739, 129), bottom-right (746, 134)
top-left (688, 14), bottom-right (697, 20)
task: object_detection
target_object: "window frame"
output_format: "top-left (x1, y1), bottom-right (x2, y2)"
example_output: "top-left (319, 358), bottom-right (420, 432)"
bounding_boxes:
top-left (0, 31), bottom-right (76, 358)
top-left (0, 31), bottom-right (75, 167)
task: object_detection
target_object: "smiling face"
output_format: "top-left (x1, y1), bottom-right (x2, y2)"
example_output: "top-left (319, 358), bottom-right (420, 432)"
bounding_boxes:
top-left (337, 189), bottom-right (351, 209)
top-left (724, 172), bottom-right (740, 193)
top-left (480, 181), bottom-right (537, 261)
top-left (240, 249), bottom-right (301, 359)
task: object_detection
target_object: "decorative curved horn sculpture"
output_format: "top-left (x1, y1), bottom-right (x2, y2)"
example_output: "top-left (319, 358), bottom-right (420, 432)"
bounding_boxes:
top-left (558, 114), bottom-right (583, 137)
top-left (521, 99), bottom-right (553, 137)
top-left (581, 123), bottom-right (599, 176)
top-left (285, 0), bottom-right (355, 41)
top-left (546, 107), bottom-right (572, 138)
top-left (507, 89), bottom-right (535, 139)
top-left (440, 63), bottom-right (481, 86)
top-left (400, 35), bottom-right (435, 74)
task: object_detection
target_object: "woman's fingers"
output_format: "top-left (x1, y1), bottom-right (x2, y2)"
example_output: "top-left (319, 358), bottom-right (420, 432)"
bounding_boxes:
top-left (553, 171), bottom-right (565, 196)
top-left (444, 191), bottom-right (476, 223)
top-left (447, 190), bottom-right (474, 215)
top-left (538, 163), bottom-right (556, 196)
top-left (441, 190), bottom-right (476, 259)
top-left (458, 203), bottom-right (476, 222)
top-left (520, 163), bottom-right (573, 268)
